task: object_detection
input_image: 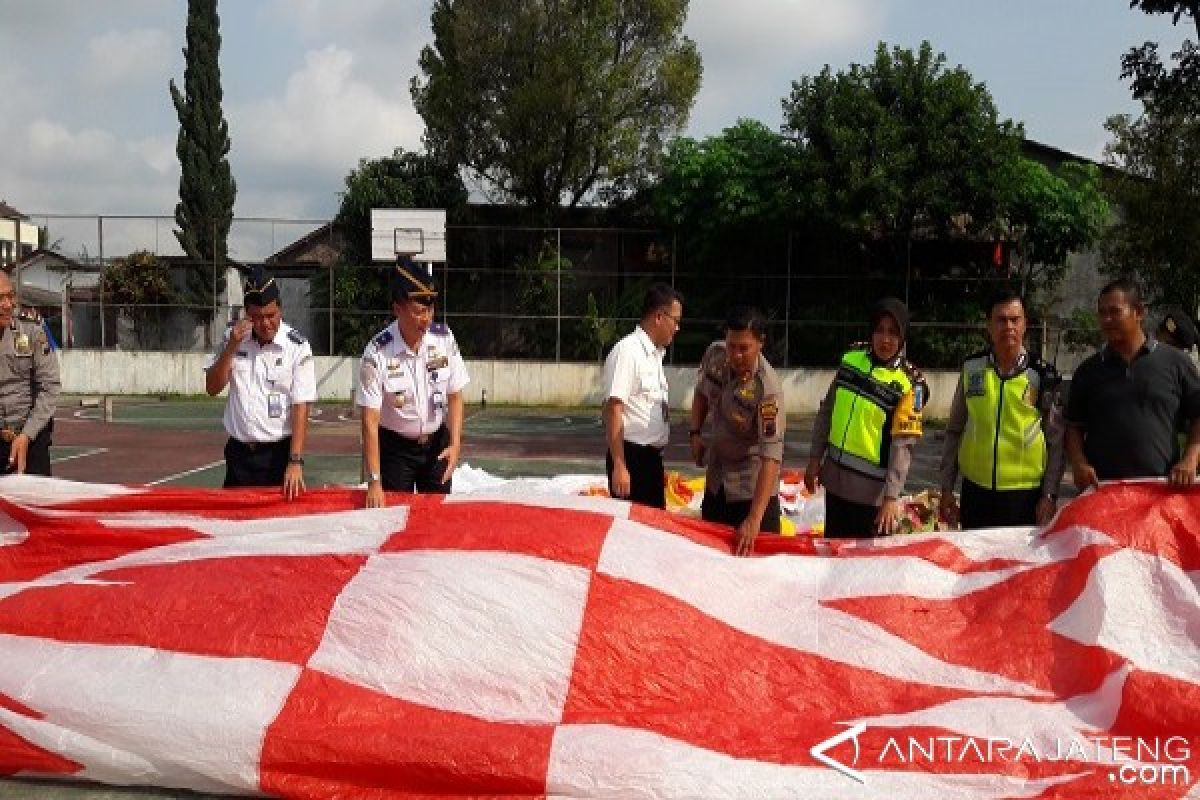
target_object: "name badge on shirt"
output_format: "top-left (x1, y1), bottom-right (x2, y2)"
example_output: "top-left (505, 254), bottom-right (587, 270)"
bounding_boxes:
top-left (13, 333), bottom-right (31, 357)
top-left (430, 389), bottom-right (445, 414)
top-left (394, 390), bottom-right (408, 408)
top-left (268, 392), bottom-right (284, 419)
top-left (427, 356), bottom-right (449, 372)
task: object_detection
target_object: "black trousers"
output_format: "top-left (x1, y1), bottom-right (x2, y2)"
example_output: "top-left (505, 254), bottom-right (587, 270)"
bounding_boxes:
top-left (380, 425), bottom-right (452, 493)
top-left (0, 422), bottom-right (53, 476)
top-left (823, 491), bottom-right (880, 539)
top-left (224, 436), bottom-right (292, 488)
top-left (605, 440), bottom-right (666, 509)
top-left (701, 485), bottom-right (782, 533)
top-left (960, 478), bottom-right (1041, 529)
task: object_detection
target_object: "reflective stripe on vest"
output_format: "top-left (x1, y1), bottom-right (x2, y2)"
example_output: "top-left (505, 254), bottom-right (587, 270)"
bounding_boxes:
top-left (958, 355), bottom-right (1047, 491)
top-left (827, 349), bottom-right (912, 480)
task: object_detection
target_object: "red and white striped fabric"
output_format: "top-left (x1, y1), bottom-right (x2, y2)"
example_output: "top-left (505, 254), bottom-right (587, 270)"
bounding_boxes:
top-left (0, 476), bottom-right (1197, 799)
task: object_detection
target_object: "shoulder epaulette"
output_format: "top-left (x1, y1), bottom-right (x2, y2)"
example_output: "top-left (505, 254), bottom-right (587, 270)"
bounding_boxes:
top-left (287, 329), bottom-right (307, 345)
top-left (901, 357), bottom-right (927, 385)
top-left (372, 329), bottom-right (394, 349)
top-left (16, 310), bottom-right (42, 325)
top-left (430, 322), bottom-right (449, 335)
top-left (848, 340), bottom-right (871, 353)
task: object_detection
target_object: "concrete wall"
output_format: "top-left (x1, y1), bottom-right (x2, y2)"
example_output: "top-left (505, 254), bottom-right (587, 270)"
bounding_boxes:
top-left (58, 350), bottom-right (967, 418)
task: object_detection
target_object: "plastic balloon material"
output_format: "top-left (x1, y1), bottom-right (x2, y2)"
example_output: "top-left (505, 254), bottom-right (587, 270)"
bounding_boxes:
top-left (0, 475), bottom-right (1197, 798)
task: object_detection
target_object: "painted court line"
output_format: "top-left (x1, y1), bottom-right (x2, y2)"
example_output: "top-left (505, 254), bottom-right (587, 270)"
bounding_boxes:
top-left (147, 460), bottom-right (226, 486)
top-left (51, 447), bottom-right (108, 464)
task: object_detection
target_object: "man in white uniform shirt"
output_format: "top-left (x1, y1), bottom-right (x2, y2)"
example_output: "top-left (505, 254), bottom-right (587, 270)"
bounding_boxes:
top-left (602, 284), bottom-right (684, 508)
top-left (358, 259), bottom-right (469, 508)
top-left (205, 267), bottom-right (316, 499)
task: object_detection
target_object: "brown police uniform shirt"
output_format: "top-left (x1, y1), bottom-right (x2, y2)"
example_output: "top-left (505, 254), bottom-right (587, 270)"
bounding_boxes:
top-left (0, 315), bottom-right (60, 440)
top-left (696, 341), bottom-right (786, 502)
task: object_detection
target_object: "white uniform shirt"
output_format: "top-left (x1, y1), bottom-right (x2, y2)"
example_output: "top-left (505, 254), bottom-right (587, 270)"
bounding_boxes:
top-left (602, 324), bottom-right (669, 448)
top-left (356, 321), bottom-right (469, 437)
top-left (205, 321), bottom-right (317, 443)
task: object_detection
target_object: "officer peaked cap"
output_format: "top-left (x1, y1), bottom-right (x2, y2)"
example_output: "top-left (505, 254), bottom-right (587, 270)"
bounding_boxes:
top-left (390, 257), bottom-right (439, 303)
top-left (243, 266), bottom-right (280, 307)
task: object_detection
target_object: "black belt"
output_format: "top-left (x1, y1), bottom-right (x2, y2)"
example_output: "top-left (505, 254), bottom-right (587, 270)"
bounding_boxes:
top-left (232, 437), bottom-right (289, 452)
top-left (381, 426), bottom-right (443, 447)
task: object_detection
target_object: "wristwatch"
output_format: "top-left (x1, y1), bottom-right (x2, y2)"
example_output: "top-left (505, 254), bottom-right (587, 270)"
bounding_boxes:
top-left (366, 472), bottom-right (381, 484)
top-left (288, 454), bottom-right (304, 465)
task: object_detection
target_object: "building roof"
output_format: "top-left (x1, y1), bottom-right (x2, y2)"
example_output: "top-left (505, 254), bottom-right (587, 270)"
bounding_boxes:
top-left (17, 248), bottom-right (96, 273)
top-left (265, 222), bottom-right (345, 268)
top-left (0, 202), bottom-right (29, 220)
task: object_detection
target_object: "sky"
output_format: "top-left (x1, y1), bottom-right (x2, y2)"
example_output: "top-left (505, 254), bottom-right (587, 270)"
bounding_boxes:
top-left (0, 0), bottom-right (1191, 260)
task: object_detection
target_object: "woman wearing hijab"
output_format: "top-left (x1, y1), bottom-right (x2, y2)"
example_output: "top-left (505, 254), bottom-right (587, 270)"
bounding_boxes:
top-left (804, 298), bottom-right (929, 537)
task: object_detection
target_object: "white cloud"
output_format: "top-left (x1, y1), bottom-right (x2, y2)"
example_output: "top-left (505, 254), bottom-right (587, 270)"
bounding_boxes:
top-left (83, 28), bottom-right (173, 88)
top-left (131, 135), bottom-right (178, 176)
top-left (271, 0), bottom-right (429, 44)
top-left (230, 45), bottom-right (423, 177)
top-left (686, 0), bottom-right (882, 65)
top-left (14, 118), bottom-right (177, 218)
top-left (26, 120), bottom-right (122, 168)
top-left (681, 0), bottom-right (887, 136)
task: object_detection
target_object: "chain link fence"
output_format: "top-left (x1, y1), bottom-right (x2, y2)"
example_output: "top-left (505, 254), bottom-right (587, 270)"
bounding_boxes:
top-left (16, 214), bottom-right (1101, 369)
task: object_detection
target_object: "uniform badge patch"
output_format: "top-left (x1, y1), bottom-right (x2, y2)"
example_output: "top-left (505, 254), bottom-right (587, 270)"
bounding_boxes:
top-left (760, 398), bottom-right (779, 437)
top-left (14, 333), bottom-right (31, 357)
top-left (966, 370), bottom-right (986, 398)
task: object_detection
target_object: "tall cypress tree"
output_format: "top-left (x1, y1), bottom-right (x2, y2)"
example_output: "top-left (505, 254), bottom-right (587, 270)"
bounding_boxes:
top-left (170, 0), bottom-right (235, 326)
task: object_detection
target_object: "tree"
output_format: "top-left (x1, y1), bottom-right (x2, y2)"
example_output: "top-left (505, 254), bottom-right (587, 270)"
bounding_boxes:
top-left (782, 41), bottom-right (1023, 271)
top-left (1121, 1), bottom-right (1200, 115)
top-left (170, 0), bottom-right (236, 328)
top-left (654, 119), bottom-right (799, 261)
top-left (1005, 159), bottom-right (1110, 299)
top-left (312, 148), bottom-right (468, 355)
top-left (1101, 110), bottom-right (1200, 309)
top-left (1105, 2), bottom-right (1200, 309)
top-left (99, 251), bottom-right (178, 348)
top-left (412, 0), bottom-right (702, 218)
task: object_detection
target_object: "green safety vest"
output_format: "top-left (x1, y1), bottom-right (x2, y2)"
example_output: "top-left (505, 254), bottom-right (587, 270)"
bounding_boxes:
top-left (957, 351), bottom-right (1052, 491)
top-left (827, 349), bottom-right (915, 480)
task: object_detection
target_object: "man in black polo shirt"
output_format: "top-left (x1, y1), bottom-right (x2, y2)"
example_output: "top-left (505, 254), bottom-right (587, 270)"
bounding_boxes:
top-left (1065, 279), bottom-right (1200, 488)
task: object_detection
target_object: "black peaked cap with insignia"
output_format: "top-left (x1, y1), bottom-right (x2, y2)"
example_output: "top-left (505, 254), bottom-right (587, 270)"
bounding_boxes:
top-left (242, 265), bottom-right (280, 307)
top-left (390, 256), bottom-right (438, 303)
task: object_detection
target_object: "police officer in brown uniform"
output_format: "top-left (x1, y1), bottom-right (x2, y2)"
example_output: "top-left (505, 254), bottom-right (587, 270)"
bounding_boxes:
top-left (689, 306), bottom-right (786, 556)
top-left (0, 271), bottom-right (60, 476)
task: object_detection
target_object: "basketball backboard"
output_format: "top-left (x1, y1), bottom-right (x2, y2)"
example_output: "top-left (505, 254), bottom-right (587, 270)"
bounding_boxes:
top-left (370, 209), bottom-right (447, 263)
